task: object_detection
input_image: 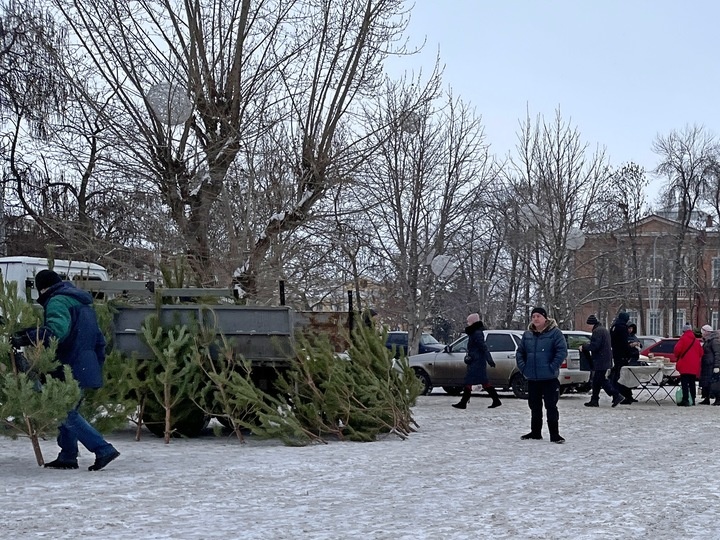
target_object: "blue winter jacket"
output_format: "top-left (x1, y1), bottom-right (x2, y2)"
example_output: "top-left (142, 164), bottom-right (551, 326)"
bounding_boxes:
top-left (23, 281), bottom-right (106, 389)
top-left (516, 318), bottom-right (567, 381)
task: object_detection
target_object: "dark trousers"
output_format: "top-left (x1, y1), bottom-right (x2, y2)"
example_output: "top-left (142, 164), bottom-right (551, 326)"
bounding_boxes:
top-left (610, 362), bottom-right (633, 400)
top-left (680, 374), bottom-right (697, 404)
top-left (590, 369), bottom-right (618, 399)
top-left (527, 379), bottom-right (560, 423)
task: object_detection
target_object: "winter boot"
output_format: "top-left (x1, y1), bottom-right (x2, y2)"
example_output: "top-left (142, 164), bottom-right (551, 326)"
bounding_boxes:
top-left (44, 458), bottom-right (79, 470)
top-left (486, 386), bottom-right (502, 408)
top-left (699, 397), bottom-right (711, 405)
top-left (677, 400), bottom-right (690, 407)
top-left (88, 448), bottom-right (120, 472)
top-left (584, 397), bottom-right (599, 407)
top-left (521, 418), bottom-right (543, 440)
top-left (713, 398), bottom-right (720, 406)
top-left (548, 421), bottom-right (565, 444)
top-left (452, 387), bottom-right (471, 409)
top-left (611, 393), bottom-right (625, 407)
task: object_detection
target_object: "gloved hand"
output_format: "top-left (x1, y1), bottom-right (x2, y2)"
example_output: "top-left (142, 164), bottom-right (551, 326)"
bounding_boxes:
top-left (10, 332), bottom-right (32, 349)
top-left (487, 359), bottom-right (496, 368)
top-left (714, 368), bottom-right (720, 374)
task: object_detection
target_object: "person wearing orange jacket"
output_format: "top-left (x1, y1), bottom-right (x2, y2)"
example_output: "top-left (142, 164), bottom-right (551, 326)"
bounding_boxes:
top-left (674, 323), bottom-right (703, 406)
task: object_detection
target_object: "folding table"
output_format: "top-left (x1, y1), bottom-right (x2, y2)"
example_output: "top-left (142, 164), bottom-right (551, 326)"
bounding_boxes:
top-left (618, 364), bottom-right (678, 405)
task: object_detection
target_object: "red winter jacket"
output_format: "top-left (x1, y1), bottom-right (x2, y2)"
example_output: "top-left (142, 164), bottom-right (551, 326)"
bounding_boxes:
top-left (674, 330), bottom-right (702, 377)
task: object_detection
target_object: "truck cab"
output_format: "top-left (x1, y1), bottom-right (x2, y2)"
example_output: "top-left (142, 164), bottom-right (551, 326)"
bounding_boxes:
top-left (0, 256), bottom-right (109, 302)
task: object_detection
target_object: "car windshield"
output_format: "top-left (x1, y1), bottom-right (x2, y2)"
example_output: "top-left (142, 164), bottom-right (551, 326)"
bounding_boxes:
top-left (420, 334), bottom-right (440, 345)
top-left (565, 334), bottom-right (590, 348)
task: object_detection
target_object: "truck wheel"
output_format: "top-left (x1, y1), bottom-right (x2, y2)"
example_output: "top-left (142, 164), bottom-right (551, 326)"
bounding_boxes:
top-left (510, 373), bottom-right (528, 400)
top-left (143, 398), bottom-right (209, 438)
top-left (413, 368), bottom-right (433, 395)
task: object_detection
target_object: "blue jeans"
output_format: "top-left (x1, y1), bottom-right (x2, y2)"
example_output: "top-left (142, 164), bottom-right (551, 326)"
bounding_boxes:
top-left (57, 400), bottom-right (115, 461)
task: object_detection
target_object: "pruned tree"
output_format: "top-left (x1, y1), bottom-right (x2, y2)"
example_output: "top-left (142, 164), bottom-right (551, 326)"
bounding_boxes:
top-left (46, 0), bottom-right (413, 297)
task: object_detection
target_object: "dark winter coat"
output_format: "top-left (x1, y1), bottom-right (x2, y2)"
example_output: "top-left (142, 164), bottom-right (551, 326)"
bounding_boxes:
top-left (580, 323), bottom-right (613, 371)
top-left (700, 331), bottom-right (720, 388)
top-left (22, 281), bottom-right (106, 389)
top-left (516, 318), bottom-right (567, 381)
top-left (610, 313), bottom-right (632, 367)
top-left (463, 320), bottom-right (492, 385)
top-left (674, 329), bottom-right (702, 378)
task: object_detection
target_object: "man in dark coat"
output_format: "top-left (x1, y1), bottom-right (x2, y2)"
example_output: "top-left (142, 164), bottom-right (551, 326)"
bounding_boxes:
top-left (609, 311), bottom-right (635, 404)
top-left (516, 307), bottom-right (567, 443)
top-left (580, 315), bottom-right (624, 407)
top-left (12, 270), bottom-right (120, 471)
top-left (452, 313), bottom-right (502, 409)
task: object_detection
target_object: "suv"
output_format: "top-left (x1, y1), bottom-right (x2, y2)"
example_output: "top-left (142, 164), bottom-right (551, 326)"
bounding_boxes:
top-left (408, 329), bottom-right (589, 398)
top-left (385, 331), bottom-right (444, 357)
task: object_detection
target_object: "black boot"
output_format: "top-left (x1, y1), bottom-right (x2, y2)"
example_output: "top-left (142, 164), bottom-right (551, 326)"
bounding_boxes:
top-left (712, 398), bottom-right (720, 406)
top-left (548, 421), bottom-right (565, 444)
top-left (699, 397), bottom-right (711, 405)
top-left (584, 395), bottom-right (599, 407)
top-left (452, 387), bottom-right (471, 409)
top-left (521, 417), bottom-right (543, 440)
top-left (486, 386), bottom-right (502, 408)
top-left (611, 393), bottom-right (625, 407)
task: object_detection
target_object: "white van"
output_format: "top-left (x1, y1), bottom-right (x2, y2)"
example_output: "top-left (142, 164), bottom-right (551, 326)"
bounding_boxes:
top-left (0, 256), bottom-right (109, 302)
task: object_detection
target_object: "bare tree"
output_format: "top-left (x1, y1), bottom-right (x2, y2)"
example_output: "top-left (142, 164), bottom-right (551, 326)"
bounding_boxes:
top-left (653, 124), bottom-right (718, 333)
top-left (46, 0), bottom-right (412, 296)
top-left (356, 78), bottom-right (494, 352)
top-left (506, 108), bottom-right (611, 327)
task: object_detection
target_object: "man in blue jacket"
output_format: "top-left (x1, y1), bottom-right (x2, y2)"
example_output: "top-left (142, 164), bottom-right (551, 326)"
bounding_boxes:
top-left (516, 306), bottom-right (567, 443)
top-left (12, 270), bottom-right (120, 471)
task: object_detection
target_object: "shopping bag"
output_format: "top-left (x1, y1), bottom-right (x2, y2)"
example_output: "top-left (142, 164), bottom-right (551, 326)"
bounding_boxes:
top-left (675, 388), bottom-right (694, 405)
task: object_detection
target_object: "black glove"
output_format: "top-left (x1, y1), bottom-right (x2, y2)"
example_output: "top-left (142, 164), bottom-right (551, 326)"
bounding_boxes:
top-left (487, 359), bottom-right (496, 368)
top-left (10, 331), bottom-right (32, 349)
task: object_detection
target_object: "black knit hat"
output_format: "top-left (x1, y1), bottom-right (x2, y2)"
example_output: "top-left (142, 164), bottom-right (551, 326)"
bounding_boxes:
top-left (586, 314), bottom-right (599, 325)
top-left (35, 270), bottom-right (62, 292)
top-left (531, 306), bottom-right (547, 318)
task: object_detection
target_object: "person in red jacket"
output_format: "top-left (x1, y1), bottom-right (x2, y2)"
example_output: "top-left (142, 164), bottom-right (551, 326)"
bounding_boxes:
top-left (674, 323), bottom-right (703, 406)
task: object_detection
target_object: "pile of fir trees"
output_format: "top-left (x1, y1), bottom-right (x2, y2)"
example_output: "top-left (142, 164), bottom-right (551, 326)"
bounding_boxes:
top-left (1, 278), bottom-right (421, 455)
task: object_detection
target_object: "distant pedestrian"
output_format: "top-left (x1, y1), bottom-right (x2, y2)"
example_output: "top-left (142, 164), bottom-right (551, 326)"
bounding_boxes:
top-left (452, 313), bottom-right (502, 410)
top-left (516, 307), bottom-right (567, 443)
top-left (627, 323), bottom-right (642, 364)
top-left (699, 325), bottom-right (720, 405)
top-left (580, 315), bottom-right (624, 408)
top-left (11, 270), bottom-right (120, 471)
top-left (674, 324), bottom-right (702, 406)
top-left (609, 312), bottom-right (635, 404)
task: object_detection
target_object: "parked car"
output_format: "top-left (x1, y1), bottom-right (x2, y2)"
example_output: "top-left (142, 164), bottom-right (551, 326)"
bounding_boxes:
top-left (408, 329), bottom-right (590, 399)
top-left (639, 338), bottom-right (680, 363)
top-left (560, 331), bottom-right (593, 393)
top-left (385, 331), bottom-right (444, 357)
top-left (636, 335), bottom-right (663, 350)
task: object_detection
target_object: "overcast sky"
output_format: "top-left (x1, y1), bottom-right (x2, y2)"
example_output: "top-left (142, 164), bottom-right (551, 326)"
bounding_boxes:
top-left (385, 1), bottom-right (720, 203)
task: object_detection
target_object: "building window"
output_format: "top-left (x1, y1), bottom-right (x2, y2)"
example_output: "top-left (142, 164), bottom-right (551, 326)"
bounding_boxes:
top-left (713, 258), bottom-right (720, 288)
top-left (625, 310), bottom-right (639, 327)
top-left (712, 311), bottom-right (719, 331)
top-left (674, 310), bottom-right (686, 336)
top-left (647, 309), bottom-right (662, 336)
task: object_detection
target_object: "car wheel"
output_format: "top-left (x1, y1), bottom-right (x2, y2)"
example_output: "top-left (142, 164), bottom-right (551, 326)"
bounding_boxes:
top-left (442, 386), bottom-right (464, 396)
top-left (413, 368), bottom-right (433, 395)
top-left (510, 372), bottom-right (528, 400)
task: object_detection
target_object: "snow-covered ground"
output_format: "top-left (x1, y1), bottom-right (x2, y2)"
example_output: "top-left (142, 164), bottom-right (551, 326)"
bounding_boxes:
top-left (2, 388), bottom-right (719, 539)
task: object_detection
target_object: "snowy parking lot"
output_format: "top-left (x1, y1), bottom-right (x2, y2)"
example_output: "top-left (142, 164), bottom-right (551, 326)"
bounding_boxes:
top-left (2, 388), bottom-right (719, 539)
